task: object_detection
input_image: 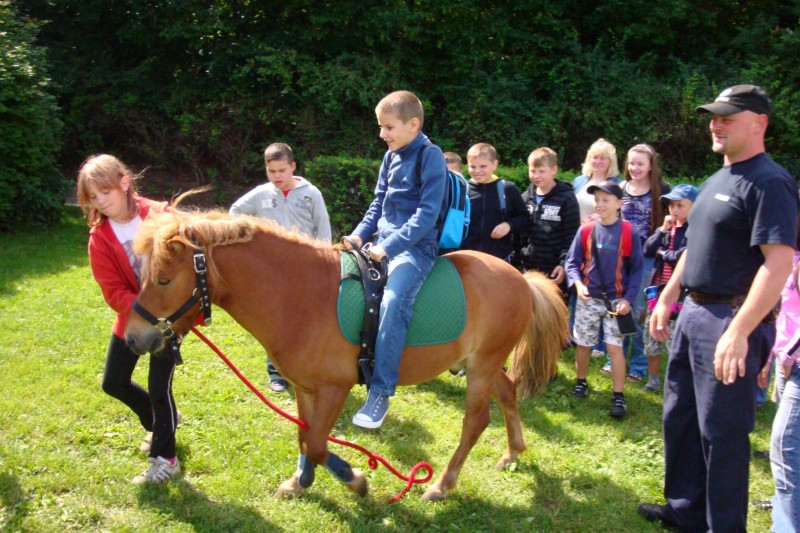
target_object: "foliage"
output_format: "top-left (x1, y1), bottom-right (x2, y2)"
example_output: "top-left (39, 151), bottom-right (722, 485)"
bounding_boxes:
top-left (12, 0), bottom-right (800, 194)
top-left (0, 208), bottom-right (778, 531)
top-left (0, 0), bottom-right (64, 231)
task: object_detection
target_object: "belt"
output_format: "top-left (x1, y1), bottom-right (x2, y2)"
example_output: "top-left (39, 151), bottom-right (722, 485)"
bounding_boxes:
top-left (687, 291), bottom-right (745, 306)
top-left (687, 290), bottom-right (778, 323)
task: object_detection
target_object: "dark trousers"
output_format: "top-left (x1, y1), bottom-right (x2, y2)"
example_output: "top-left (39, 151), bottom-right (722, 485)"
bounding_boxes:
top-left (101, 333), bottom-right (178, 458)
top-left (662, 297), bottom-right (774, 532)
top-left (267, 356), bottom-right (285, 384)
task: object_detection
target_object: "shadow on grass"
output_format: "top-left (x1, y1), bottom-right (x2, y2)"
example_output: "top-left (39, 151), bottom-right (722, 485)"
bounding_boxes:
top-left (137, 478), bottom-right (278, 532)
top-left (0, 471), bottom-right (30, 530)
top-left (0, 206), bottom-right (88, 294)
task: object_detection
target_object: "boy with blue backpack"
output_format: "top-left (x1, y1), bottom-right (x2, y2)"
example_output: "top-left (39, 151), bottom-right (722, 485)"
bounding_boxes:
top-left (343, 90), bottom-right (448, 429)
top-left (460, 143), bottom-right (528, 263)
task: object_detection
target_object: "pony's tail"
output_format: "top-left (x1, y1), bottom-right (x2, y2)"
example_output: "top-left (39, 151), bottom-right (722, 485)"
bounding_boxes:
top-left (509, 270), bottom-right (569, 398)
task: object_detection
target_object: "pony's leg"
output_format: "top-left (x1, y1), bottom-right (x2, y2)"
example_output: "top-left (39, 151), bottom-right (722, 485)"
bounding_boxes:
top-left (491, 370), bottom-right (527, 470)
top-left (299, 385), bottom-right (367, 497)
top-left (422, 369), bottom-right (494, 502)
top-left (276, 389), bottom-right (315, 498)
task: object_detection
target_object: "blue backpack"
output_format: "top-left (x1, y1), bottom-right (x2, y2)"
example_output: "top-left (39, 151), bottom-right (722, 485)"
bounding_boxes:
top-left (416, 144), bottom-right (471, 250)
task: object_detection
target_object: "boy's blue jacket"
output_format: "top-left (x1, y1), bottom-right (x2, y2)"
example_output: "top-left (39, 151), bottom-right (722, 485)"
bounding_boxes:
top-left (353, 133), bottom-right (447, 258)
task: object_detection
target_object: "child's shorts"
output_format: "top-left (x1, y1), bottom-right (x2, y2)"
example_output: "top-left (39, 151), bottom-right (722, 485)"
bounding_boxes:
top-left (643, 311), bottom-right (676, 357)
top-left (573, 297), bottom-right (624, 348)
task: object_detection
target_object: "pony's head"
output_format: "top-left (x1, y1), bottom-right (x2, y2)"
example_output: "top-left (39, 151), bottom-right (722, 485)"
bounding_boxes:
top-left (125, 197), bottom-right (259, 354)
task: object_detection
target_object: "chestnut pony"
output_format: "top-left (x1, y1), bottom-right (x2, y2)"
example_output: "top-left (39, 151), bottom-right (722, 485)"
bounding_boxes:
top-left (125, 205), bottom-right (568, 501)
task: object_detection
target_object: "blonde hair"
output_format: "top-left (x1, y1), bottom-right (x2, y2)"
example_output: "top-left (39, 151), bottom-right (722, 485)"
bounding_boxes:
top-left (76, 154), bottom-right (139, 227)
top-left (581, 138), bottom-right (619, 178)
top-left (528, 147), bottom-right (558, 168)
top-left (443, 151), bottom-right (462, 166)
top-left (467, 143), bottom-right (497, 162)
top-left (375, 90), bottom-right (424, 128)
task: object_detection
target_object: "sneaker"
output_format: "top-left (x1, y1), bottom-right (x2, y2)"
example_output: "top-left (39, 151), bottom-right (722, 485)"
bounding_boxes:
top-left (610, 395), bottom-right (627, 418)
top-left (599, 364), bottom-right (611, 374)
top-left (352, 390), bottom-right (389, 429)
top-left (625, 373), bottom-right (643, 383)
top-left (270, 380), bottom-right (288, 393)
top-left (572, 381), bottom-right (589, 399)
top-left (131, 456), bottom-right (181, 484)
top-left (642, 382), bottom-right (660, 393)
top-left (591, 350), bottom-right (605, 358)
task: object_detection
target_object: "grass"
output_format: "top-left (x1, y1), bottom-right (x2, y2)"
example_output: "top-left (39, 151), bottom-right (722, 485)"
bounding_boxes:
top-left (0, 207), bottom-right (778, 532)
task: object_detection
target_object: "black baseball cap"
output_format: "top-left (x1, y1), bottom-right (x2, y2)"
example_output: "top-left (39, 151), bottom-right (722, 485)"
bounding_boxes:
top-left (695, 84), bottom-right (772, 117)
top-left (587, 181), bottom-right (623, 199)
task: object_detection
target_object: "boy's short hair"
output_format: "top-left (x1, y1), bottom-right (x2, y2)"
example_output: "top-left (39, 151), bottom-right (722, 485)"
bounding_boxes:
top-left (467, 143), bottom-right (497, 161)
top-left (375, 90), bottom-right (424, 128)
top-left (528, 147), bottom-right (558, 168)
top-left (581, 138), bottom-right (619, 178)
top-left (264, 143), bottom-right (295, 165)
top-left (443, 151), bottom-right (462, 166)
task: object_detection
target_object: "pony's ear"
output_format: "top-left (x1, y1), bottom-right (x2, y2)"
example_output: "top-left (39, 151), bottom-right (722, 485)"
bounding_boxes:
top-left (167, 239), bottom-right (186, 255)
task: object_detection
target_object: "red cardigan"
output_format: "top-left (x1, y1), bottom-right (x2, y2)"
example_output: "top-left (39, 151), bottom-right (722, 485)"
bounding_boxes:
top-left (88, 197), bottom-right (167, 339)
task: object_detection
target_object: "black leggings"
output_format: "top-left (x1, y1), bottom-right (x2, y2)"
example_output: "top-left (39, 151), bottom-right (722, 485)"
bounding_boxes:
top-left (102, 333), bottom-right (178, 459)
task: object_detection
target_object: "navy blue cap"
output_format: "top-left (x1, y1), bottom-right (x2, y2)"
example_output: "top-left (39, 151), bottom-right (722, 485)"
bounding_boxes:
top-left (587, 180), bottom-right (623, 199)
top-left (695, 85), bottom-right (772, 117)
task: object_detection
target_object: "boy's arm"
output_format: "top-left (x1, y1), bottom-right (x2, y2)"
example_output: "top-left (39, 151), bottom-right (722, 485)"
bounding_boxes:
top-left (642, 228), bottom-right (664, 258)
top-left (352, 153), bottom-right (391, 243)
top-left (623, 229), bottom-right (644, 304)
top-left (229, 187), bottom-right (262, 216)
top-left (564, 229), bottom-right (584, 288)
top-left (379, 147), bottom-right (447, 258)
top-left (504, 184), bottom-right (529, 234)
top-left (311, 187), bottom-right (332, 242)
top-left (557, 193), bottom-right (581, 266)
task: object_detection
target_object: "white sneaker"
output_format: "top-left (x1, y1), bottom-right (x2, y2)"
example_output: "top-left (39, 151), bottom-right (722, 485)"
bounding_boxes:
top-left (132, 456), bottom-right (181, 484)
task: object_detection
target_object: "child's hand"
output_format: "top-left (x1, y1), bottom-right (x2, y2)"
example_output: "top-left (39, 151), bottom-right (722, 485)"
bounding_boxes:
top-left (490, 222), bottom-right (511, 239)
top-left (662, 215), bottom-right (674, 232)
top-left (615, 299), bottom-right (631, 315)
top-left (342, 235), bottom-right (363, 250)
top-left (369, 245), bottom-right (387, 262)
top-left (575, 281), bottom-right (590, 301)
top-left (550, 265), bottom-right (566, 284)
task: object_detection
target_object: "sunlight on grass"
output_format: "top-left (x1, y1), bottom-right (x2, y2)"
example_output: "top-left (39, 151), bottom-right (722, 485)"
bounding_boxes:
top-left (0, 210), bottom-right (778, 531)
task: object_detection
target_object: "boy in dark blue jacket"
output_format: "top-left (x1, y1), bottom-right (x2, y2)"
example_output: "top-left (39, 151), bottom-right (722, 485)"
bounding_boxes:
top-left (460, 143), bottom-right (527, 263)
top-left (565, 181), bottom-right (644, 418)
top-left (344, 90), bottom-right (447, 429)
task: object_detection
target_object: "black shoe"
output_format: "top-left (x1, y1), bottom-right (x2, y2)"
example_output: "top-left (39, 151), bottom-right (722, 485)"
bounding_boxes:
top-left (610, 395), bottom-right (627, 418)
top-left (753, 450), bottom-right (770, 460)
top-left (751, 499), bottom-right (773, 511)
top-left (572, 381), bottom-right (589, 399)
top-left (637, 503), bottom-right (680, 530)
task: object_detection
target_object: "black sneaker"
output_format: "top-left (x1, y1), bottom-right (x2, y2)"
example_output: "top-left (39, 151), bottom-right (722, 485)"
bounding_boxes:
top-left (637, 503), bottom-right (680, 530)
top-left (610, 395), bottom-right (627, 418)
top-left (572, 381), bottom-right (589, 399)
top-left (751, 499), bottom-right (773, 511)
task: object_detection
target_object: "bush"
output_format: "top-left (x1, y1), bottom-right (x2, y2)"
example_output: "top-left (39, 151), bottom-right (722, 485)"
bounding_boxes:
top-left (0, 1), bottom-right (64, 231)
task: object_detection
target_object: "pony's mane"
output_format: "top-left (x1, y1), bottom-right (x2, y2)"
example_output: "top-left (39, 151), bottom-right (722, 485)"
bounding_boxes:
top-left (134, 198), bottom-right (332, 287)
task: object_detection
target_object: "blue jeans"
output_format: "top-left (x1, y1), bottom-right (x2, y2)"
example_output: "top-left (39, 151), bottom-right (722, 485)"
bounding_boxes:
top-left (770, 364), bottom-right (800, 532)
top-left (604, 256), bottom-right (653, 377)
top-left (370, 242), bottom-right (437, 397)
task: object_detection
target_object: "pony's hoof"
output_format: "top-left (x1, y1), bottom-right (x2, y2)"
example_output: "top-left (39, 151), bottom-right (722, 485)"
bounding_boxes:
top-left (494, 451), bottom-right (519, 470)
top-left (346, 468), bottom-right (368, 497)
top-left (421, 486), bottom-right (448, 502)
top-left (275, 475), bottom-right (304, 499)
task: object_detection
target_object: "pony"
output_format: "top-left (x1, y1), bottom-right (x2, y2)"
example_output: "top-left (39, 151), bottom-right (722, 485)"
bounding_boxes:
top-left (124, 203), bottom-right (568, 501)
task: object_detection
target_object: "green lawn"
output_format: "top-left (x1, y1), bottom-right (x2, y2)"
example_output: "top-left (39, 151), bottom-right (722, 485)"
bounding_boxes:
top-left (0, 208), bottom-right (777, 531)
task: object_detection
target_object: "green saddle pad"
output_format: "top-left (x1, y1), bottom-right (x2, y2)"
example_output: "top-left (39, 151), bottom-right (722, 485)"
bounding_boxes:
top-left (338, 254), bottom-right (466, 347)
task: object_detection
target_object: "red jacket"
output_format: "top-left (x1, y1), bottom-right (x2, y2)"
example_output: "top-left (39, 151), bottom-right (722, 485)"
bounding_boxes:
top-left (88, 197), bottom-right (167, 339)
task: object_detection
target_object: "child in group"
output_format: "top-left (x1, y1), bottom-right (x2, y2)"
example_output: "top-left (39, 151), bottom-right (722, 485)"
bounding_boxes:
top-left (343, 90), bottom-right (447, 429)
top-left (603, 143), bottom-right (672, 381)
top-left (230, 142), bottom-right (332, 393)
top-left (460, 143), bottom-right (528, 263)
top-left (443, 151), bottom-right (463, 175)
top-left (565, 181), bottom-right (643, 418)
top-left (77, 154), bottom-right (181, 484)
top-left (520, 147), bottom-right (581, 299)
top-left (640, 184), bottom-right (696, 392)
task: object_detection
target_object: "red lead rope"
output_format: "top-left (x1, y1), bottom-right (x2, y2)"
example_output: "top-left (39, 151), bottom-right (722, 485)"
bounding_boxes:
top-left (190, 327), bottom-right (433, 502)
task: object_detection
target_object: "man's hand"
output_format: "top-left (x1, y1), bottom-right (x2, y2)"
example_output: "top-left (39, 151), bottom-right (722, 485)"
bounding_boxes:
top-left (714, 328), bottom-right (749, 385)
top-left (649, 301), bottom-right (672, 342)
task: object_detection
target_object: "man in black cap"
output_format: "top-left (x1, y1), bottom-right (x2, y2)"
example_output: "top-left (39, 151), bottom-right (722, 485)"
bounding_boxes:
top-left (638, 85), bottom-right (798, 531)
